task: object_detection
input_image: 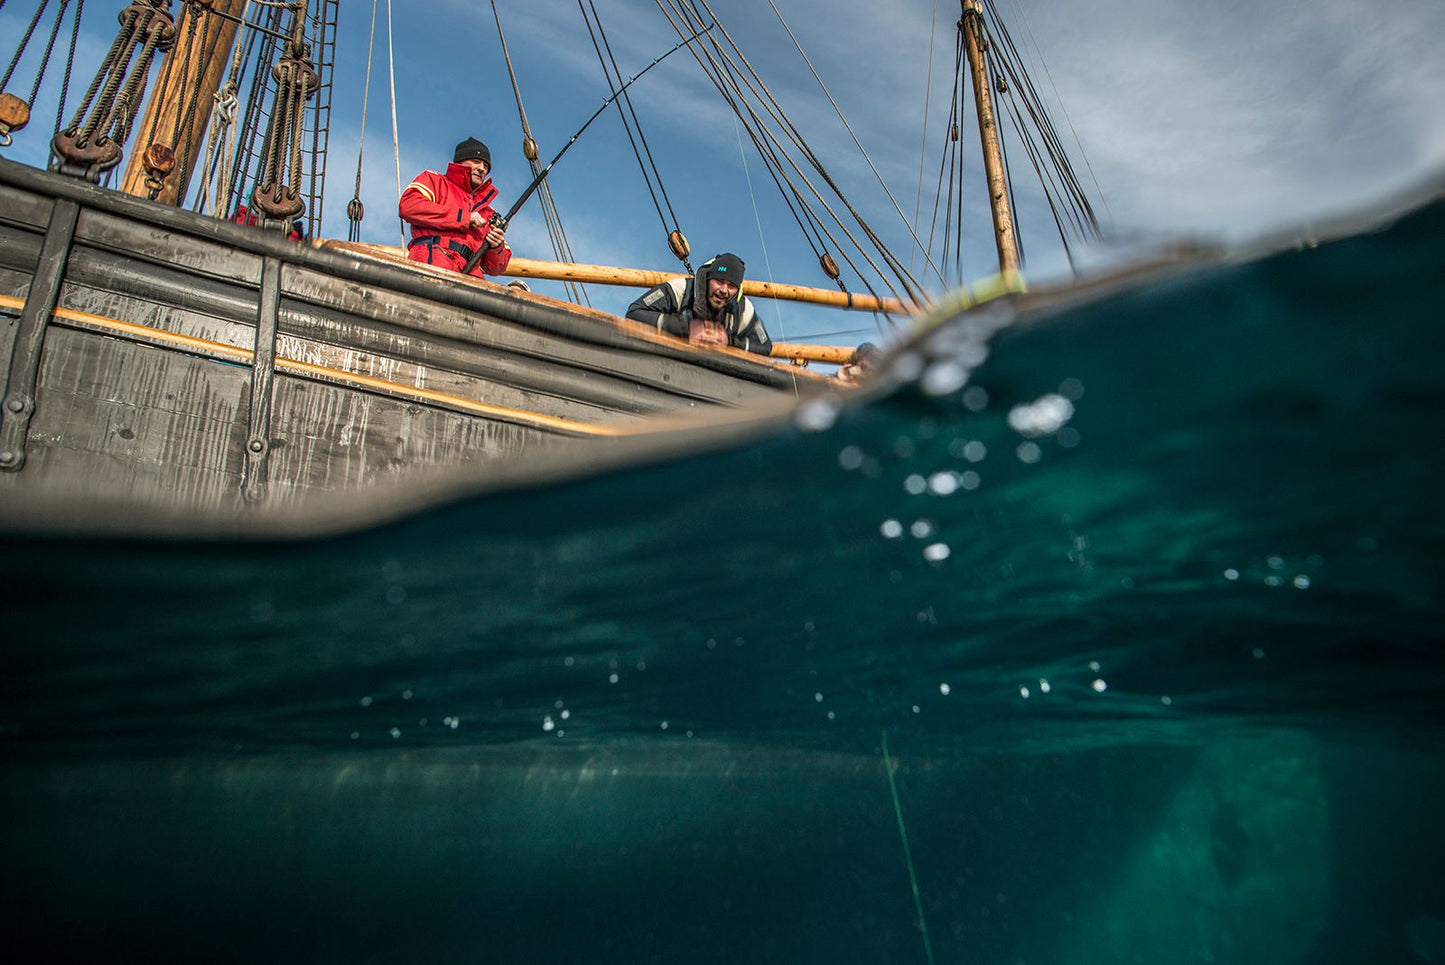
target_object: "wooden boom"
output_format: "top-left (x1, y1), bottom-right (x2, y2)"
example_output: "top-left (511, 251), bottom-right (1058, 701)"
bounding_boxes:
top-left (503, 256), bottom-right (913, 315)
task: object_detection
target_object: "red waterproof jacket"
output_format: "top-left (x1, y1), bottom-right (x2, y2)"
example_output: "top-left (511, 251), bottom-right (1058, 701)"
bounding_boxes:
top-left (398, 162), bottom-right (513, 277)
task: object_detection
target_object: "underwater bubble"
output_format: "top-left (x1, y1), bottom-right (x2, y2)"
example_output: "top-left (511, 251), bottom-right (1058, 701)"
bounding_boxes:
top-left (880, 519), bottom-right (904, 539)
top-left (660, 721), bottom-right (669, 731)
top-left (1059, 378), bottom-right (1085, 400)
top-left (360, 695), bottom-right (373, 707)
top-left (381, 560), bottom-right (402, 581)
top-left (912, 705), bottom-right (921, 714)
top-left (960, 470), bottom-right (981, 490)
top-left (564, 656), bottom-right (575, 667)
top-left (904, 474), bottom-right (928, 495)
top-left (940, 683), bottom-right (952, 696)
top-left (1058, 427), bottom-right (1081, 448)
top-left (827, 711), bottom-right (836, 721)
top-left (804, 619), bottom-right (816, 632)
top-left (928, 471), bottom-right (959, 495)
top-left (1017, 441), bottom-right (1042, 464)
top-left (402, 690), bottom-right (413, 700)
top-left (350, 732), bottom-right (360, 740)
top-left (1012, 393), bottom-right (1075, 436)
top-left (1294, 575), bottom-right (1311, 589)
top-left (1161, 696), bottom-right (1173, 706)
top-left (795, 398), bottom-right (841, 432)
top-left (1019, 686), bottom-right (1031, 699)
top-left (561, 710), bottom-right (570, 720)
top-left (837, 445), bottom-right (864, 470)
top-left (542, 716), bottom-right (555, 732)
top-left (922, 543), bottom-right (952, 562)
top-left (609, 673), bottom-right (619, 684)
top-left (894, 437), bottom-right (917, 459)
top-left (1253, 648), bottom-right (1266, 660)
top-left (1089, 661), bottom-right (1101, 672)
top-left (1091, 679), bottom-right (1108, 693)
top-left (910, 519), bottom-right (936, 539)
top-left (921, 360), bottom-right (969, 396)
top-left (554, 699), bottom-right (565, 709)
top-left (1267, 555), bottom-right (1285, 570)
top-left (1039, 678), bottom-right (1051, 694)
top-left (1224, 568), bottom-right (1240, 580)
top-left (386, 585), bottom-right (406, 605)
top-left (963, 440), bottom-right (987, 462)
top-left (1265, 575), bottom-right (1282, 587)
top-left (962, 385), bottom-right (989, 411)
top-left (814, 692), bottom-right (824, 703)
top-left (892, 351), bottom-right (925, 382)
top-left (389, 728), bottom-right (401, 739)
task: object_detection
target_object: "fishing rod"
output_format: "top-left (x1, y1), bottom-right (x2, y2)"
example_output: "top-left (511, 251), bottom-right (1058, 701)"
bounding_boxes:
top-left (463, 22), bottom-right (715, 275)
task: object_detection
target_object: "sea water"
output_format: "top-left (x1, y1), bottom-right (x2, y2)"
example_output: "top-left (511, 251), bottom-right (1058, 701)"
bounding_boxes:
top-left (1, 194), bottom-right (1443, 964)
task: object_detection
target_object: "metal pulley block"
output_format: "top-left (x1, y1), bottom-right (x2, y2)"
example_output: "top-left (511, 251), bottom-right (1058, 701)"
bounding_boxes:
top-left (522, 136), bottom-right (539, 162)
top-left (124, 1), bottom-right (179, 49)
top-left (253, 181), bottom-right (305, 221)
top-left (346, 197), bottom-right (365, 223)
top-left (0, 93), bottom-right (31, 146)
top-left (819, 253), bottom-right (840, 280)
top-left (51, 129), bottom-right (123, 180)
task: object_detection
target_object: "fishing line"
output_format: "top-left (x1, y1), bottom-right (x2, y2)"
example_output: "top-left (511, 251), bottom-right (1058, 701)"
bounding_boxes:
top-left (882, 729), bottom-right (935, 965)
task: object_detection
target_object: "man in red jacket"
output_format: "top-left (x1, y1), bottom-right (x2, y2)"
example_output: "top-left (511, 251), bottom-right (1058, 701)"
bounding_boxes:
top-left (399, 137), bottom-right (512, 277)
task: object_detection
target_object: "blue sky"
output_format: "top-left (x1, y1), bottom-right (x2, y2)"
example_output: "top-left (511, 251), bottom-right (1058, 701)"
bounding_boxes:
top-left (3, 0), bottom-right (1444, 347)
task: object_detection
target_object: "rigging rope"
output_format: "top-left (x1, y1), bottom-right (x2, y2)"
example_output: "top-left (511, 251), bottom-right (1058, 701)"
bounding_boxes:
top-left (657, 0), bottom-right (918, 317)
top-left (53, 0), bottom-right (83, 139)
top-left (492, 0), bottom-right (589, 302)
top-left (734, 115), bottom-right (800, 398)
top-left (580, 0), bottom-right (691, 275)
top-left (346, 0), bottom-right (377, 242)
top-left (196, 0), bottom-right (251, 216)
top-left (686, 0), bottom-right (927, 308)
top-left (912, 0), bottom-right (939, 276)
top-left (385, 0), bottom-right (402, 246)
top-left (763, 0), bottom-right (946, 289)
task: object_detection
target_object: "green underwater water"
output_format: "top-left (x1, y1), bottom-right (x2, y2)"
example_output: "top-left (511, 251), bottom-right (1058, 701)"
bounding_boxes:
top-left (2, 195), bottom-right (1444, 963)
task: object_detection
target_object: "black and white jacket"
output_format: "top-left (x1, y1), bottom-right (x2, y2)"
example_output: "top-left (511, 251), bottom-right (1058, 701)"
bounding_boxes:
top-left (625, 260), bottom-right (772, 355)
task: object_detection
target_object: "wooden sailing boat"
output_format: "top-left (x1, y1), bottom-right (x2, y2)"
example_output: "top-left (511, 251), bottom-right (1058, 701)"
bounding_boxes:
top-left (0, 0), bottom-right (1083, 536)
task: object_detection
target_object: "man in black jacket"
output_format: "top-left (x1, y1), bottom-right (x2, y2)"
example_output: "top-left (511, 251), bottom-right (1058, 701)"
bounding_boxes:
top-left (625, 252), bottom-right (772, 355)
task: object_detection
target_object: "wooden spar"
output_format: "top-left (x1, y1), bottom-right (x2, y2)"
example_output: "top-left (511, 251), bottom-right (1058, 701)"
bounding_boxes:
top-left (769, 343), bottom-right (856, 365)
top-left (503, 255), bottom-right (914, 314)
top-left (960, 0), bottom-right (1021, 274)
top-left (120, 0), bottom-right (247, 205)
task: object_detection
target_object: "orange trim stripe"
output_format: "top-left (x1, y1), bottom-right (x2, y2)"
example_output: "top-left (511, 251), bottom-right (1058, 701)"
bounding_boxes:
top-left (0, 294), bottom-right (629, 437)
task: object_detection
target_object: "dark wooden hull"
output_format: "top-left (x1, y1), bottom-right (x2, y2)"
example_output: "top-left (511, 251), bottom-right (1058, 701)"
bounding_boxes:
top-left (0, 158), bottom-right (826, 535)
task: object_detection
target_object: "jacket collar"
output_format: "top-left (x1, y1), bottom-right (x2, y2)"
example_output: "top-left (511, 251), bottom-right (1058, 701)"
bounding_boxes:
top-left (444, 161), bottom-right (490, 194)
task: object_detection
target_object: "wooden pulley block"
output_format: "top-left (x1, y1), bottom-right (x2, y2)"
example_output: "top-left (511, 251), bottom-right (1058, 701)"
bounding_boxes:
top-left (0, 93), bottom-right (31, 146)
top-left (668, 230), bottom-right (691, 261)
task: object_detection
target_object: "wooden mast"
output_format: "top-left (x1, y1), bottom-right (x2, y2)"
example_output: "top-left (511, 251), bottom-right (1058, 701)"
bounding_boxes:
top-left (960, 0), bottom-right (1020, 274)
top-left (120, 0), bottom-right (248, 206)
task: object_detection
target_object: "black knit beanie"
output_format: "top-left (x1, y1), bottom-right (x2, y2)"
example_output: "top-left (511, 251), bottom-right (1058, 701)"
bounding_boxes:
top-left (453, 137), bottom-right (491, 168)
top-left (707, 252), bottom-right (745, 283)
